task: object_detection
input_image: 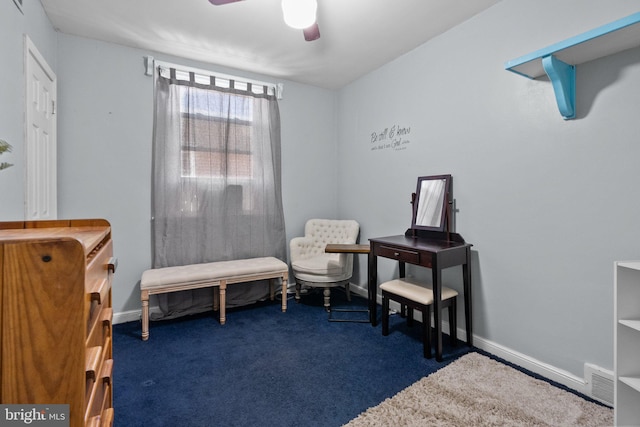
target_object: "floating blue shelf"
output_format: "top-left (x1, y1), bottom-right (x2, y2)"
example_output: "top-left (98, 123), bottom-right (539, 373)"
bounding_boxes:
top-left (505, 12), bottom-right (640, 120)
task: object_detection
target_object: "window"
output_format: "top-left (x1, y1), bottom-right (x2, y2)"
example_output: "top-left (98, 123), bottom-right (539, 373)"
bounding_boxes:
top-left (151, 61), bottom-right (286, 275)
top-left (179, 88), bottom-right (254, 179)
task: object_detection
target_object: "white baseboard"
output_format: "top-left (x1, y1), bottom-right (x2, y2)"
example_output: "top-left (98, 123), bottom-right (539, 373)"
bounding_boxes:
top-left (115, 282), bottom-right (589, 398)
top-left (347, 283), bottom-right (589, 396)
top-left (113, 309), bottom-right (143, 325)
top-left (472, 336), bottom-right (587, 395)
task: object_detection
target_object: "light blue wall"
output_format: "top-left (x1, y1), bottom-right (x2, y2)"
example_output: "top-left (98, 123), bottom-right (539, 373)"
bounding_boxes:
top-left (338, 0), bottom-right (640, 377)
top-left (0, 0), bottom-right (57, 218)
top-left (54, 34), bottom-right (338, 315)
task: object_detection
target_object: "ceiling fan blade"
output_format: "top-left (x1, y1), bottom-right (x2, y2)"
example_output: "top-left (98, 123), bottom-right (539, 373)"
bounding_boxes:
top-left (208, 0), bottom-right (243, 5)
top-left (303, 22), bottom-right (320, 41)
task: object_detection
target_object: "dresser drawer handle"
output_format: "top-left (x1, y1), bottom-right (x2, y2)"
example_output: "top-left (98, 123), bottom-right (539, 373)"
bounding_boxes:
top-left (101, 307), bottom-right (113, 325)
top-left (102, 408), bottom-right (114, 426)
top-left (85, 346), bottom-right (103, 381)
top-left (91, 279), bottom-right (110, 304)
top-left (101, 359), bottom-right (114, 385)
top-left (107, 257), bottom-right (118, 274)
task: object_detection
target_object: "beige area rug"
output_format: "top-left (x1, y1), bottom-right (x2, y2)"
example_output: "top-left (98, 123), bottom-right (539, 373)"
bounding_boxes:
top-left (345, 352), bottom-right (613, 427)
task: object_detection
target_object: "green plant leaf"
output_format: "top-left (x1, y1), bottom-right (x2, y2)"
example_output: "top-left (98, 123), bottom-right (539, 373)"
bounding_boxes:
top-left (0, 139), bottom-right (14, 170)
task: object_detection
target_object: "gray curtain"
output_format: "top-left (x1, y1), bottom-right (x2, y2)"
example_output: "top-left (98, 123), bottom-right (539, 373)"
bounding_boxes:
top-left (151, 68), bottom-right (286, 319)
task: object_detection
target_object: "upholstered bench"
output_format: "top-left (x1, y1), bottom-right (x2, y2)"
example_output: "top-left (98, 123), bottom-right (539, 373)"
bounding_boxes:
top-left (380, 277), bottom-right (458, 358)
top-left (140, 257), bottom-right (288, 341)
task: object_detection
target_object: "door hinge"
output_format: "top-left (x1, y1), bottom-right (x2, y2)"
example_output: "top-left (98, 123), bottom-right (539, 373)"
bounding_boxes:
top-left (51, 100), bottom-right (56, 115)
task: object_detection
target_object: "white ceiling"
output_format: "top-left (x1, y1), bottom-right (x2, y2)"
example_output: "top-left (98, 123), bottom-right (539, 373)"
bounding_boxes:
top-left (40, 0), bottom-right (501, 89)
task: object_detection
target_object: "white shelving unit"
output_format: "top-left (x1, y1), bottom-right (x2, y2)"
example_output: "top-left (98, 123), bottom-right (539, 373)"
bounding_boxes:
top-left (614, 261), bottom-right (640, 426)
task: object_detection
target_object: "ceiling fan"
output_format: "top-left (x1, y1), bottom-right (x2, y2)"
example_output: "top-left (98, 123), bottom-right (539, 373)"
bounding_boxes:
top-left (208, 0), bottom-right (321, 41)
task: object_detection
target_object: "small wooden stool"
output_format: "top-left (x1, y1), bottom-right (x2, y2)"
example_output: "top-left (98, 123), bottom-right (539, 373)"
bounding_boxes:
top-left (380, 278), bottom-right (458, 358)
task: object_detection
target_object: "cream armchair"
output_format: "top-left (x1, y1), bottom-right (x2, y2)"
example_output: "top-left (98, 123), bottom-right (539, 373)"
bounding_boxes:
top-left (290, 219), bottom-right (360, 312)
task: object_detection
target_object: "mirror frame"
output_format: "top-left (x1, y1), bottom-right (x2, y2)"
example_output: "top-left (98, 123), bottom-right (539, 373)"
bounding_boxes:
top-left (411, 174), bottom-right (452, 232)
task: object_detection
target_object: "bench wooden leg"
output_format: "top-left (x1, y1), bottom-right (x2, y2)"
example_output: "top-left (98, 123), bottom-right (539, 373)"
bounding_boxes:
top-left (219, 281), bottom-right (227, 325)
top-left (141, 290), bottom-right (149, 341)
top-left (281, 275), bottom-right (288, 312)
top-left (213, 287), bottom-right (219, 312)
top-left (269, 279), bottom-right (275, 301)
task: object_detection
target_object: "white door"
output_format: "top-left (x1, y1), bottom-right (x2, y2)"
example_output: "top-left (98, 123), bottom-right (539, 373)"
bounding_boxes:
top-left (24, 35), bottom-right (57, 220)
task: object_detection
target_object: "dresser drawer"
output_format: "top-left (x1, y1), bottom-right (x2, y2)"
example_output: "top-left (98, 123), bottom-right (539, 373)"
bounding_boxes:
top-left (85, 343), bottom-right (112, 421)
top-left (86, 359), bottom-right (113, 421)
top-left (86, 240), bottom-right (113, 335)
top-left (87, 307), bottom-right (112, 349)
top-left (87, 407), bottom-right (114, 427)
top-left (86, 239), bottom-right (113, 301)
top-left (377, 245), bottom-right (420, 264)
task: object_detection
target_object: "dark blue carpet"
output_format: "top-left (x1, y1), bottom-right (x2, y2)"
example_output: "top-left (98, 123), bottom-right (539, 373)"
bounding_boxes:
top-left (113, 289), bottom-right (472, 427)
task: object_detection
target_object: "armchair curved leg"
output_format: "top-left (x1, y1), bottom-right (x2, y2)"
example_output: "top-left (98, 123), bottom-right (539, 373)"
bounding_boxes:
top-left (323, 288), bottom-right (331, 312)
top-left (345, 283), bottom-right (351, 302)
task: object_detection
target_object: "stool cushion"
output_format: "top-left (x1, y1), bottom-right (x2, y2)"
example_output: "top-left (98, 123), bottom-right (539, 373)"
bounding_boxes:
top-left (141, 257), bottom-right (287, 291)
top-left (380, 278), bottom-right (458, 305)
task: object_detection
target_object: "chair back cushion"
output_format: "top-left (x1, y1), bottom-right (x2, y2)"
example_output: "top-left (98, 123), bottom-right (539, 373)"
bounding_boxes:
top-left (303, 219), bottom-right (360, 257)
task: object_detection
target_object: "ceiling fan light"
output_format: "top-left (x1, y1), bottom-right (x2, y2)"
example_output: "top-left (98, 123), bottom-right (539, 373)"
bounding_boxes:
top-left (282, 0), bottom-right (317, 30)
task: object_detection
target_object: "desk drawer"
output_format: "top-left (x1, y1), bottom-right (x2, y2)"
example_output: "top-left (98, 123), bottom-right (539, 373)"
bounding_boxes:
top-left (378, 245), bottom-right (420, 264)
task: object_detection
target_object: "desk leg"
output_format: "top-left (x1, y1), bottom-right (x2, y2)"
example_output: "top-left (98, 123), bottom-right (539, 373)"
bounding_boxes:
top-left (369, 252), bottom-right (377, 326)
top-left (432, 262), bottom-right (443, 362)
top-left (463, 247), bottom-right (473, 347)
top-left (399, 261), bottom-right (406, 317)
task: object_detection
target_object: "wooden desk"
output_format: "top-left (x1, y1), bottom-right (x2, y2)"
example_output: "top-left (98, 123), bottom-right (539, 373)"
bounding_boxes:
top-left (325, 244), bottom-right (374, 324)
top-left (369, 230), bottom-right (472, 361)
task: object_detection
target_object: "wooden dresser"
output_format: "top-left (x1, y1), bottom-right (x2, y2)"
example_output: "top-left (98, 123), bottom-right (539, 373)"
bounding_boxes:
top-left (0, 219), bottom-right (116, 427)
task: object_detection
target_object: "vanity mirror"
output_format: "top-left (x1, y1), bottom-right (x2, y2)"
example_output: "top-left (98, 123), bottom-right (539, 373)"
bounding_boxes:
top-left (411, 174), bottom-right (452, 232)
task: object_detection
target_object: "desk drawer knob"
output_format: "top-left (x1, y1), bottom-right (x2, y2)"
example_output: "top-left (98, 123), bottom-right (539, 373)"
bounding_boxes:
top-left (394, 252), bottom-right (400, 257)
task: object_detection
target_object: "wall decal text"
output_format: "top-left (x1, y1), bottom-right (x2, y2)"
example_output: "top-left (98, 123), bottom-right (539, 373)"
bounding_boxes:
top-left (370, 124), bottom-right (412, 152)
